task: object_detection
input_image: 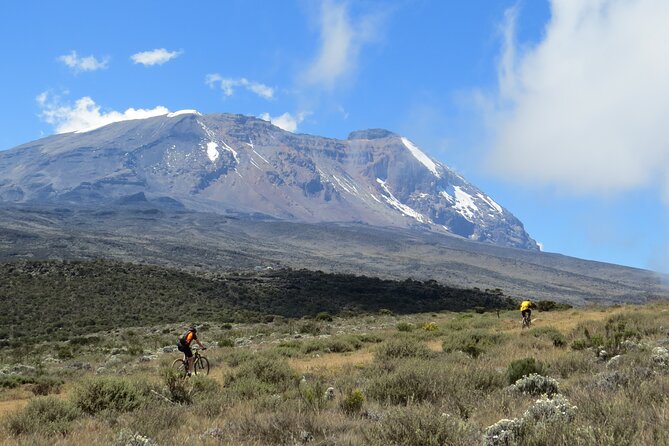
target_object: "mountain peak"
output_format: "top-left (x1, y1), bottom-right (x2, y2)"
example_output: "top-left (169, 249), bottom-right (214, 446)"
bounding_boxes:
top-left (347, 129), bottom-right (397, 140)
top-left (0, 112), bottom-right (539, 250)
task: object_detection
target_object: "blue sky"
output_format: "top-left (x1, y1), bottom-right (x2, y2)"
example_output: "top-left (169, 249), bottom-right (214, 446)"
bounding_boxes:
top-left (1, 0), bottom-right (668, 273)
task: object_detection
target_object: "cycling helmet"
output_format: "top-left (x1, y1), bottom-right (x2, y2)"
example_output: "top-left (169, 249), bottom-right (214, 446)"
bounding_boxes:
top-left (189, 325), bottom-right (197, 332)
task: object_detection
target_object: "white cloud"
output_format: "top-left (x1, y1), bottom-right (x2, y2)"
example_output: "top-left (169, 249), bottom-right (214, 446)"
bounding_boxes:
top-left (259, 112), bottom-right (309, 133)
top-left (58, 50), bottom-right (109, 72)
top-left (131, 48), bottom-right (182, 66)
top-left (205, 74), bottom-right (274, 99)
top-left (303, 0), bottom-right (383, 90)
top-left (487, 0), bottom-right (669, 196)
top-left (37, 92), bottom-right (168, 133)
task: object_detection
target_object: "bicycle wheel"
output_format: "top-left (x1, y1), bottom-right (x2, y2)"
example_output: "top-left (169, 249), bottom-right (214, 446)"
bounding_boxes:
top-left (195, 356), bottom-right (210, 375)
top-left (172, 358), bottom-right (187, 376)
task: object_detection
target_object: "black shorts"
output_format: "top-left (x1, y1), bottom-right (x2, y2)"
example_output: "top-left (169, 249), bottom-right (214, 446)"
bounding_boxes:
top-left (177, 343), bottom-right (193, 358)
top-left (521, 309), bottom-right (532, 319)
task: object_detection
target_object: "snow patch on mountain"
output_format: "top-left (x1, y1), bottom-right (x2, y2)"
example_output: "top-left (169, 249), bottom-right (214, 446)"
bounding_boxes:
top-left (197, 119), bottom-right (238, 163)
top-left (440, 190), bottom-right (455, 203)
top-left (206, 142), bottom-right (220, 162)
top-left (477, 193), bottom-right (503, 214)
top-left (453, 186), bottom-right (479, 220)
top-left (376, 178), bottom-right (427, 223)
top-left (401, 137), bottom-right (440, 177)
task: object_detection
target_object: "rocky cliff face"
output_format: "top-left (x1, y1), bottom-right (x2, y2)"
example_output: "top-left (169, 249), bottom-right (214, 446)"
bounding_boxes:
top-left (0, 111), bottom-right (538, 250)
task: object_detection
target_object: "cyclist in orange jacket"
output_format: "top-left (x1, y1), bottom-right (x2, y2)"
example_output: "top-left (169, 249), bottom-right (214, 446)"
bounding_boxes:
top-left (176, 325), bottom-right (207, 376)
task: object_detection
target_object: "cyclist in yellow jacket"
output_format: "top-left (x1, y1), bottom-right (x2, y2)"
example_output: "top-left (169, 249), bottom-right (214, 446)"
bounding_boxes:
top-left (520, 300), bottom-right (536, 327)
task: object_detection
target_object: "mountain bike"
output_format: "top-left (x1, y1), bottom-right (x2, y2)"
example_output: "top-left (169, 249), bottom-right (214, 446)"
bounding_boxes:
top-left (172, 348), bottom-right (209, 376)
top-left (521, 313), bottom-right (532, 329)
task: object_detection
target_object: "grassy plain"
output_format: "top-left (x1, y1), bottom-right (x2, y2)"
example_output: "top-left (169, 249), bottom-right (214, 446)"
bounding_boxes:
top-left (1, 302), bottom-right (668, 445)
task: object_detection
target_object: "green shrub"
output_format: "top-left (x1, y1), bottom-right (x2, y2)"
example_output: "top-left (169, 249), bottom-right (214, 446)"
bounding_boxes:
top-left (442, 329), bottom-right (508, 358)
top-left (507, 358), bottom-right (545, 384)
top-left (315, 312), bottom-right (333, 321)
top-left (301, 335), bottom-right (363, 354)
top-left (364, 404), bottom-right (478, 445)
top-left (571, 339), bottom-right (589, 350)
top-left (227, 355), bottom-right (297, 392)
top-left (298, 321), bottom-right (322, 335)
top-left (190, 375), bottom-right (221, 395)
top-left (536, 300), bottom-right (573, 312)
top-left (222, 349), bottom-right (255, 367)
top-left (299, 379), bottom-right (329, 413)
top-left (217, 337), bottom-right (235, 347)
top-left (161, 367), bottom-right (193, 404)
top-left (531, 326), bottom-right (567, 347)
top-left (225, 375), bottom-right (274, 398)
top-left (7, 396), bottom-right (80, 436)
top-left (0, 375), bottom-right (22, 389)
top-left (30, 376), bottom-right (64, 396)
top-left (340, 389), bottom-right (365, 415)
top-left (422, 322), bottom-right (439, 331)
top-left (376, 338), bottom-right (434, 361)
top-left (366, 360), bottom-right (454, 405)
top-left (71, 377), bottom-right (144, 414)
top-left (396, 322), bottom-right (414, 332)
top-left (127, 404), bottom-right (183, 438)
top-left (547, 352), bottom-right (595, 378)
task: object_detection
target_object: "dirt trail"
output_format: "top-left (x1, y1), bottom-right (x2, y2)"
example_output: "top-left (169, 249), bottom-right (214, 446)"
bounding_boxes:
top-left (0, 397), bottom-right (30, 418)
top-left (289, 350), bottom-right (375, 373)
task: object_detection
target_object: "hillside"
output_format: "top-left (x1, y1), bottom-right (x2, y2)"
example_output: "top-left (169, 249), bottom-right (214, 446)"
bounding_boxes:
top-left (0, 259), bottom-right (513, 345)
top-left (1, 203), bottom-right (667, 305)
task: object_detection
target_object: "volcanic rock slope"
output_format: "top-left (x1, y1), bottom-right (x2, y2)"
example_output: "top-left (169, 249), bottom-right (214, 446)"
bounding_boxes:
top-left (0, 111), bottom-right (537, 250)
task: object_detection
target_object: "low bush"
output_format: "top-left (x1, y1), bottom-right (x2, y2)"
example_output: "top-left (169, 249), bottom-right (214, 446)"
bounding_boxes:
top-left (0, 374), bottom-right (63, 393)
top-left (217, 337), bottom-right (235, 347)
top-left (536, 300), bottom-right (573, 312)
top-left (299, 379), bottom-right (330, 413)
top-left (364, 404), bottom-right (479, 445)
top-left (422, 321), bottom-right (439, 331)
top-left (71, 376), bottom-right (144, 415)
top-left (396, 322), bottom-right (414, 332)
top-left (126, 405), bottom-right (182, 439)
top-left (301, 336), bottom-right (363, 354)
top-left (315, 312), bottom-right (333, 321)
top-left (531, 326), bottom-right (567, 347)
top-left (546, 352), bottom-right (595, 378)
top-left (507, 358), bottom-right (544, 384)
top-left (366, 360), bottom-right (449, 405)
top-left (442, 329), bottom-right (508, 359)
top-left (6, 396), bottom-right (80, 436)
top-left (161, 367), bottom-right (193, 404)
top-left (298, 321), bottom-right (322, 335)
top-left (510, 374), bottom-right (560, 396)
top-left (340, 388), bottom-right (365, 415)
top-left (227, 355), bottom-right (297, 392)
top-left (375, 337), bottom-right (434, 361)
top-left (30, 376), bottom-right (65, 396)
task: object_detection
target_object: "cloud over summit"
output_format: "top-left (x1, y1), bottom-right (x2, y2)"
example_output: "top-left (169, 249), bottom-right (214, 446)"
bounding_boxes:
top-left (487, 0), bottom-right (669, 196)
top-left (37, 93), bottom-right (168, 133)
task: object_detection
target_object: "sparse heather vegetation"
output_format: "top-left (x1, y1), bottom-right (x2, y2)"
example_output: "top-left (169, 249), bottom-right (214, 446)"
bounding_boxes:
top-left (0, 259), bottom-right (514, 347)
top-left (1, 275), bottom-right (668, 444)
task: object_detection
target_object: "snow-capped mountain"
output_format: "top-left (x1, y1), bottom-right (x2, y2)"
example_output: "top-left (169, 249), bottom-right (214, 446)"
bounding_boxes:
top-left (0, 111), bottom-right (538, 250)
